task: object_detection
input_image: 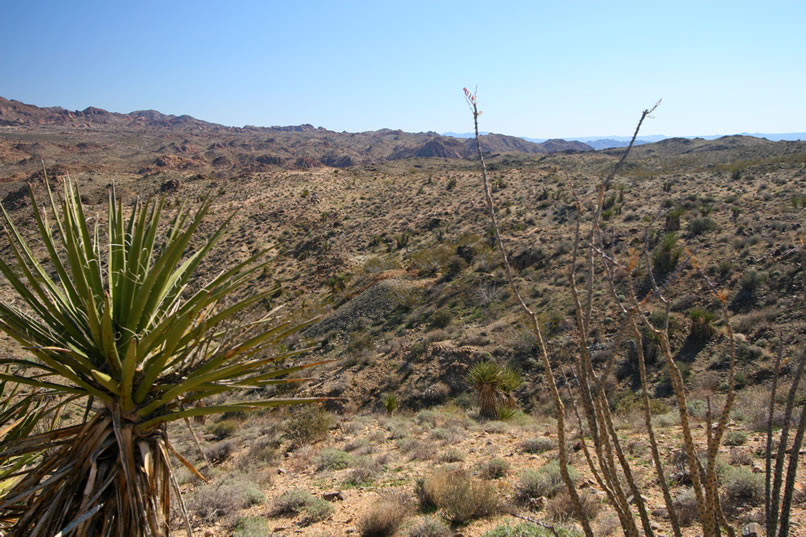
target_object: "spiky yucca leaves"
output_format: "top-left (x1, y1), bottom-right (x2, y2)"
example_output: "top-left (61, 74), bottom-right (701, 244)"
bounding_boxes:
top-left (467, 361), bottom-right (521, 419)
top-left (0, 181), bottom-right (326, 537)
top-left (0, 380), bottom-right (50, 498)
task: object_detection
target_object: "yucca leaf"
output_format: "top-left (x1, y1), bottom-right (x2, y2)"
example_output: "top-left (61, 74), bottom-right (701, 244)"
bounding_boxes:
top-left (136, 398), bottom-right (329, 430)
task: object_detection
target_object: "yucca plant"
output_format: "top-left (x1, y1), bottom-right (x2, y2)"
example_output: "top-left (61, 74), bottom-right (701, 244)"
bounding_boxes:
top-left (0, 180), bottom-right (326, 536)
top-left (467, 361), bottom-right (521, 419)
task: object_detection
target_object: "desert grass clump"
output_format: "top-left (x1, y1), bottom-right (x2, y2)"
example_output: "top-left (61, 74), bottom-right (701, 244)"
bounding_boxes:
top-left (481, 523), bottom-right (580, 537)
top-left (547, 490), bottom-right (601, 523)
top-left (407, 515), bottom-right (451, 537)
top-left (285, 406), bottom-right (335, 447)
top-left (186, 473), bottom-right (266, 524)
top-left (316, 448), bottom-right (354, 471)
top-left (517, 461), bottom-right (578, 504)
top-left (721, 466), bottom-right (764, 515)
top-left (723, 430), bottom-right (748, 446)
top-left (478, 458), bottom-right (509, 479)
top-left (272, 489), bottom-right (334, 524)
top-left (521, 437), bottom-right (556, 454)
top-left (233, 516), bottom-right (270, 537)
top-left (673, 488), bottom-right (700, 526)
top-left (359, 493), bottom-right (411, 537)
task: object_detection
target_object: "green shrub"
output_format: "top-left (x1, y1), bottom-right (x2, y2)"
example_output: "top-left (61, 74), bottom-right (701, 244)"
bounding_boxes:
top-left (208, 419), bottom-right (239, 440)
top-left (723, 430), bottom-right (747, 446)
top-left (720, 466), bottom-right (763, 514)
top-left (272, 489), bottom-right (317, 515)
top-left (188, 473), bottom-right (266, 523)
top-left (481, 523), bottom-right (581, 537)
top-left (316, 448), bottom-right (354, 471)
top-left (272, 489), bottom-right (334, 524)
top-left (302, 498), bottom-right (335, 525)
top-left (382, 393), bottom-right (400, 415)
top-left (517, 461), bottom-right (578, 504)
top-left (688, 216), bottom-right (718, 236)
top-left (520, 437), bottom-right (556, 454)
top-left (233, 516), bottom-right (270, 537)
top-left (430, 308), bottom-right (453, 329)
top-left (408, 515), bottom-right (451, 537)
top-left (688, 308), bottom-right (716, 342)
top-left (478, 458), bottom-right (509, 479)
top-left (285, 407), bottom-right (334, 447)
top-left (652, 232), bottom-right (683, 276)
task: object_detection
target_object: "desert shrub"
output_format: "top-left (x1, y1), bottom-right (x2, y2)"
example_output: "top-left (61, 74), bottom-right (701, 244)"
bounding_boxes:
top-left (359, 493), bottom-right (411, 537)
top-left (739, 269), bottom-right (765, 293)
top-left (272, 489), bottom-right (317, 515)
top-left (521, 437), bottom-right (556, 454)
top-left (688, 216), bottom-right (718, 236)
top-left (481, 523), bottom-right (581, 537)
top-left (285, 406), bottom-right (334, 447)
top-left (429, 307), bottom-right (453, 329)
top-left (233, 516), bottom-right (270, 537)
top-left (652, 232), bottom-right (683, 276)
top-left (439, 449), bottom-right (465, 463)
top-left (478, 458), bottom-right (509, 479)
top-left (316, 448), bottom-right (354, 471)
top-left (408, 515), bottom-right (451, 537)
top-left (546, 490), bottom-right (600, 523)
top-left (205, 440), bottom-right (235, 464)
top-left (614, 391), bottom-right (669, 416)
top-left (444, 255), bottom-right (468, 279)
top-left (187, 473), bottom-right (266, 523)
top-left (723, 430), bottom-right (747, 446)
top-left (431, 427), bottom-right (461, 443)
top-left (517, 461), bottom-right (578, 504)
top-left (665, 207), bottom-right (684, 231)
top-left (245, 437), bottom-right (280, 464)
top-left (302, 498), bottom-right (335, 525)
top-left (688, 308), bottom-right (716, 342)
top-left (729, 448), bottom-right (752, 466)
top-left (673, 488), bottom-right (699, 526)
top-left (208, 419), bottom-right (239, 439)
top-left (417, 470), bottom-right (498, 523)
top-left (272, 489), bottom-right (334, 524)
top-left (345, 460), bottom-right (382, 486)
top-left (721, 466), bottom-right (764, 515)
top-left (382, 393), bottom-right (400, 415)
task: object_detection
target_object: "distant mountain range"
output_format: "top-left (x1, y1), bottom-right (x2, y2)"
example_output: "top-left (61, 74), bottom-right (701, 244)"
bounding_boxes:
top-left (444, 131), bottom-right (805, 150)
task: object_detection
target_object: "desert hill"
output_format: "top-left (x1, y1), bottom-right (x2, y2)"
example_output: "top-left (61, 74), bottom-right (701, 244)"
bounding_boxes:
top-left (0, 97), bottom-right (591, 183)
top-left (1, 97), bottom-right (806, 537)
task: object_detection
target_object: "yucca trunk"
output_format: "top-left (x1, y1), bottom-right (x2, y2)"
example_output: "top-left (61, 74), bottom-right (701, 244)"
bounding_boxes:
top-left (4, 411), bottom-right (173, 537)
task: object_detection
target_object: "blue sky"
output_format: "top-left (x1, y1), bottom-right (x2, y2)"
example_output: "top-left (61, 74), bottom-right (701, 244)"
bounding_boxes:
top-left (2, 1), bottom-right (804, 138)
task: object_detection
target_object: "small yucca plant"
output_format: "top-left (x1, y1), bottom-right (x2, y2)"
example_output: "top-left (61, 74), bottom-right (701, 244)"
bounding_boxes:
top-left (467, 361), bottom-right (520, 420)
top-left (0, 180), bottom-right (326, 536)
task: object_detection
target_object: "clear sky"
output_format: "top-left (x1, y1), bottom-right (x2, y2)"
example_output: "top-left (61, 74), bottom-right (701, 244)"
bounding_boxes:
top-left (2, 0), bottom-right (804, 139)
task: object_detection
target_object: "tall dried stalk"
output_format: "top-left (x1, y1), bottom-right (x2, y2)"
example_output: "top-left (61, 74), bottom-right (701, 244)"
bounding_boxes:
top-left (462, 89), bottom-right (781, 537)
